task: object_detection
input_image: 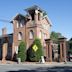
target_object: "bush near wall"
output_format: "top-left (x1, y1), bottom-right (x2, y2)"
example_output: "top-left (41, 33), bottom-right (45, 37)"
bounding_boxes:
top-left (27, 38), bottom-right (43, 62)
top-left (17, 41), bottom-right (26, 62)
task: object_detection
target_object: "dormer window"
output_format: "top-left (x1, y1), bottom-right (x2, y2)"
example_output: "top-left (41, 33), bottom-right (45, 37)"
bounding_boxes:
top-left (17, 21), bottom-right (20, 28)
top-left (26, 9), bottom-right (35, 21)
top-left (31, 12), bottom-right (35, 20)
top-left (17, 20), bottom-right (24, 28)
top-left (20, 20), bottom-right (24, 27)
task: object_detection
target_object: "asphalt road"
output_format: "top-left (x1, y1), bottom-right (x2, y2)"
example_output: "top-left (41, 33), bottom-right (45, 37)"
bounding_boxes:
top-left (0, 63), bottom-right (72, 72)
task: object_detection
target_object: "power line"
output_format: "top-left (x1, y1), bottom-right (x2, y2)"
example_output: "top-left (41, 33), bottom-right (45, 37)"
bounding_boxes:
top-left (0, 19), bottom-right (11, 23)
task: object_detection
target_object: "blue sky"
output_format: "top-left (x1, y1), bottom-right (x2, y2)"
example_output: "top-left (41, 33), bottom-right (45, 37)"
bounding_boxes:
top-left (0, 0), bottom-right (72, 39)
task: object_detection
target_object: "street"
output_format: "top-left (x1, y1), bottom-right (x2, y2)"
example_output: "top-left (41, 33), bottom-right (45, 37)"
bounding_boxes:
top-left (0, 63), bottom-right (72, 72)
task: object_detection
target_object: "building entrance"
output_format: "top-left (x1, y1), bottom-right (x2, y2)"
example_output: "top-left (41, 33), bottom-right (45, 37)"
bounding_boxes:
top-left (45, 37), bottom-right (67, 62)
top-left (52, 43), bottom-right (59, 62)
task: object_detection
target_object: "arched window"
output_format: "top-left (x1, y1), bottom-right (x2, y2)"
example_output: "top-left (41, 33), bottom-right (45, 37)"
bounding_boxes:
top-left (44, 33), bottom-right (47, 39)
top-left (17, 20), bottom-right (24, 28)
top-left (29, 30), bottom-right (34, 39)
top-left (17, 21), bottom-right (19, 28)
top-left (43, 33), bottom-right (47, 39)
top-left (20, 20), bottom-right (24, 27)
top-left (17, 21), bottom-right (21, 28)
top-left (38, 13), bottom-right (40, 20)
top-left (18, 32), bottom-right (22, 40)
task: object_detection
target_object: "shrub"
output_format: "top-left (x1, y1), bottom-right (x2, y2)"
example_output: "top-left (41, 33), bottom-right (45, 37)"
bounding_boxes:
top-left (28, 38), bottom-right (43, 62)
top-left (17, 41), bottom-right (26, 62)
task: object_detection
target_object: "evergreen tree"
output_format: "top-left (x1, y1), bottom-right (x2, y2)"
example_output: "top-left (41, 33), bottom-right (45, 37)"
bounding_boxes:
top-left (28, 38), bottom-right (43, 62)
top-left (50, 31), bottom-right (62, 41)
top-left (17, 41), bottom-right (26, 62)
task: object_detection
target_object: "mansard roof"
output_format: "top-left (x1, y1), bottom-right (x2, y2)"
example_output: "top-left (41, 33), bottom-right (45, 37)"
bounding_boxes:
top-left (25, 5), bottom-right (43, 12)
top-left (12, 13), bottom-right (26, 20)
top-left (45, 16), bottom-right (52, 26)
top-left (10, 13), bottom-right (28, 23)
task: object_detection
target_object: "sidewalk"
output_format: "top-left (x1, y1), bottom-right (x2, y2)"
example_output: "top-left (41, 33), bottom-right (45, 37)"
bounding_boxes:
top-left (0, 60), bottom-right (65, 65)
top-left (0, 60), bottom-right (17, 64)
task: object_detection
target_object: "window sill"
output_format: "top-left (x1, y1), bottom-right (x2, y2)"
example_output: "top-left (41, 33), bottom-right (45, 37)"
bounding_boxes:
top-left (18, 40), bottom-right (22, 41)
top-left (29, 39), bottom-right (33, 40)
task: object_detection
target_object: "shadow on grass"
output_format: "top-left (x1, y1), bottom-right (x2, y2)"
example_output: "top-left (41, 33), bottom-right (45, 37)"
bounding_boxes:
top-left (7, 66), bottom-right (72, 72)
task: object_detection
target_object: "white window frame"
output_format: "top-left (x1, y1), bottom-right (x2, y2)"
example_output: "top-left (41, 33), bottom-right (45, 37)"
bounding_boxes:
top-left (29, 30), bottom-right (34, 39)
top-left (17, 21), bottom-right (19, 28)
top-left (18, 32), bottom-right (22, 40)
top-left (20, 20), bottom-right (24, 27)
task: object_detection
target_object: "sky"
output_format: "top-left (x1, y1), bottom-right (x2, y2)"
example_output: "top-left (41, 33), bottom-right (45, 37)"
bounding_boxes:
top-left (0, 0), bottom-right (72, 40)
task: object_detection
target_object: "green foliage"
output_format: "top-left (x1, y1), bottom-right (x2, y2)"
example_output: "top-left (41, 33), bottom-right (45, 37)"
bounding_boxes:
top-left (17, 41), bottom-right (26, 62)
top-left (50, 31), bottom-right (62, 41)
top-left (27, 38), bottom-right (43, 62)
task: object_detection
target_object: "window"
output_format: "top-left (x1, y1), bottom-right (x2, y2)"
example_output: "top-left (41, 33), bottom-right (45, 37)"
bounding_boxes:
top-left (29, 30), bottom-right (34, 39)
top-left (38, 13), bottom-right (40, 20)
top-left (18, 32), bottom-right (22, 40)
top-left (17, 20), bottom-right (24, 28)
top-left (31, 13), bottom-right (34, 20)
top-left (17, 21), bottom-right (20, 28)
top-left (20, 20), bottom-right (24, 27)
top-left (43, 33), bottom-right (47, 39)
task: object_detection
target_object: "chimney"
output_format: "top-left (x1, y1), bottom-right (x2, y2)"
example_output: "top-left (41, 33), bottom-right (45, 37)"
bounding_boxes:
top-left (2, 27), bottom-right (7, 36)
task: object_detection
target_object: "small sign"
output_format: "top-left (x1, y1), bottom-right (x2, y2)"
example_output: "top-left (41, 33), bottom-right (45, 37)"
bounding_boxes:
top-left (32, 44), bottom-right (38, 52)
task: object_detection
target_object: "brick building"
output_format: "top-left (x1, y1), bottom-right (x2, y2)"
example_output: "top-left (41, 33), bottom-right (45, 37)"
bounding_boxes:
top-left (12, 5), bottom-right (51, 57)
top-left (0, 5), bottom-right (51, 61)
top-left (0, 5), bottom-right (67, 62)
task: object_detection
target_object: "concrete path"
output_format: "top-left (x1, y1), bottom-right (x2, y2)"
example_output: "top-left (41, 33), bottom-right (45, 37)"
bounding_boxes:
top-left (0, 62), bottom-right (72, 72)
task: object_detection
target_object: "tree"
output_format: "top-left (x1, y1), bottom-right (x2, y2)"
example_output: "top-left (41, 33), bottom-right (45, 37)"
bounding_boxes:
top-left (27, 38), bottom-right (43, 62)
top-left (17, 41), bottom-right (26, 62)
top-left (50, 31), bottom-right (62, 41)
